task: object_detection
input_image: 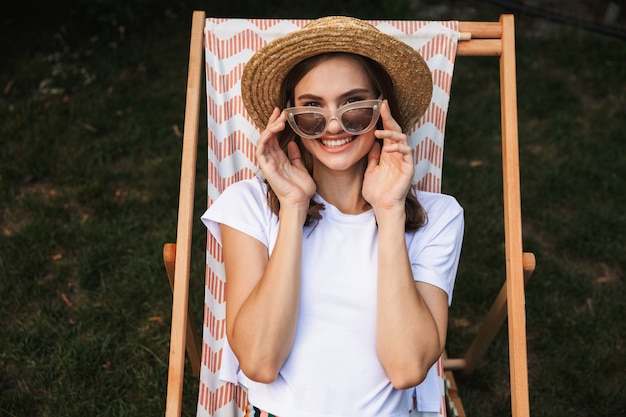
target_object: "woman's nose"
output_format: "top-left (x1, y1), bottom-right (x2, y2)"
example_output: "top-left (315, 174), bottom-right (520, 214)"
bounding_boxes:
top-left (326, 116), bottom-right (343, 134)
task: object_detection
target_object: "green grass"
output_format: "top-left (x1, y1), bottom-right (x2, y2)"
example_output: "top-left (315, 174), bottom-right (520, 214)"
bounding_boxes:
top-left (1, 1), bottom-right (625, 416)
top-left (442, 14), bottom-right (626, 416)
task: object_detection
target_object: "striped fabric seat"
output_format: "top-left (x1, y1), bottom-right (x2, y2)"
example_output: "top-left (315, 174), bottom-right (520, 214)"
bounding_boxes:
top-left (198, 17), bottom-right (460, 417)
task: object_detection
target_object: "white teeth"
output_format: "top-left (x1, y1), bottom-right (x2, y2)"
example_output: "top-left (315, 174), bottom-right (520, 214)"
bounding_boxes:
top-left (321, 137), bottom-right (354, 148)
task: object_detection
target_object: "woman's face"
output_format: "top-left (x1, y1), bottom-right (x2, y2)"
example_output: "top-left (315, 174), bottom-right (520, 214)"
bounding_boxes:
top-left (292, 55), bottom-right (378, 175)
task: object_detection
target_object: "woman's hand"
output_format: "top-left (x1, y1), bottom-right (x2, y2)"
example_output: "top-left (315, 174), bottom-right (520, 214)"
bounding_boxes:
top-left (362, 100), bottom-right (414, 215)
top-left (256, 108), bottom-right (316, 210)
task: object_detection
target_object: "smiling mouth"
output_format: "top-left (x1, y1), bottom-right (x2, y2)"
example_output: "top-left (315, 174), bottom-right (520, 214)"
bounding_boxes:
top-left (320, 137), bottom-right (355, 148)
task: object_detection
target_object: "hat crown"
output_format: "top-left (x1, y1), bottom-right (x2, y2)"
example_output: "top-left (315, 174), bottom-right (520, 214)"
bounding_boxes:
top-left (241, 16), bottom-right (433, 132)
top-left (304, 16), bottom-right (378, 32)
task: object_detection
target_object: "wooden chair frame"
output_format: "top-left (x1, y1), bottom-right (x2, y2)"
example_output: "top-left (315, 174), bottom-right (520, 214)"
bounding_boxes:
top-left (164, 11), bottom-right (535, 417)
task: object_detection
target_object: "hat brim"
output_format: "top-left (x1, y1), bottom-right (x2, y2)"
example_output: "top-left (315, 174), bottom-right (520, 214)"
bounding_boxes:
top-left (241, 16), bottom-right (433, 133)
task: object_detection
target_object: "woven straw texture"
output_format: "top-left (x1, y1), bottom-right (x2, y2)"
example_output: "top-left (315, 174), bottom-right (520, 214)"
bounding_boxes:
top-left (241, 16), bottom-right (433, 133)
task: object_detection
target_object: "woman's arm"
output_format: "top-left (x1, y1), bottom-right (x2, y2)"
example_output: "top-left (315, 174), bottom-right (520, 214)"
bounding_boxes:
top-left (222, 203), bottom-right (308, 383)
top-left (374, 210), bottom-right (449, 389)
top-left (223, 108), bottom-right (315, 383)
top-left (363, 101), bottom-right (449, 388)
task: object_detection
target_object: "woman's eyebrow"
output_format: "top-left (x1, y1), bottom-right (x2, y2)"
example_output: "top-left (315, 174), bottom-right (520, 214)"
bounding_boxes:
top-left (295, 88), bottom-right (373, 103)
top-left (339, 88), bottom-right (373, 99)
top-left (294, 93), bottom-right (323, 102)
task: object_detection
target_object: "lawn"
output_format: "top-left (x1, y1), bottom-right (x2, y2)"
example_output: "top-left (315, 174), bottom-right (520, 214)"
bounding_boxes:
top-left (1, 1), bottom-right (624, 416)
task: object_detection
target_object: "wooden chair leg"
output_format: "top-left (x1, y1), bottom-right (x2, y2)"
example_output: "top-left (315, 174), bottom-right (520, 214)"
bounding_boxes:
top-left (443, 252), bottom-right (535, 413)
top-left (164, 243), bottom-right (202, 378)
top-left (444, 364), bottom-right (467, 417)
top-left (461, 252), bottom-right (535, 374)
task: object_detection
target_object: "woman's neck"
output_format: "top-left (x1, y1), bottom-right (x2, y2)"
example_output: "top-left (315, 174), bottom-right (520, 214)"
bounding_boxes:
top-left (313, 160), bottom-right (370, 215)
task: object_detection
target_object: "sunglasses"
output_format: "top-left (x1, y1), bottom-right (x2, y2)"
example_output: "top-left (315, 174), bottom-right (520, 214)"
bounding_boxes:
top-left (284, 98), bottom-right (382, 139)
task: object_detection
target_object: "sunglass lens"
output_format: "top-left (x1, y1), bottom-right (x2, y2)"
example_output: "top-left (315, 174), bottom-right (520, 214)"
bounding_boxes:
top-left (342, 108), bottom-right (375, 133)
top-left (294, 113), bottom-right (326, 136)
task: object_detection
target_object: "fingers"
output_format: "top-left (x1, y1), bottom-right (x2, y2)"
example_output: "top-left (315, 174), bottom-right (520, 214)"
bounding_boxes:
top-left (286, 141), bottom-right (304, 169)
top-left (265, 108), bottom-right (286, 134)
top-left (381, 143), bottom-right (413, 157)
top-left (376, 100), bottom-right (409, 151)
top-left (256, 108), bottom-right (286, 158)
top-left (379, 100), bottom-right (402, 134)
top-left (260, 108), bottom-right (286, 142)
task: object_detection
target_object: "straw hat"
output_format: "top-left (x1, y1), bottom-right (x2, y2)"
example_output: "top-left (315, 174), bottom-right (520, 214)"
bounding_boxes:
top-left (241, 16), bottom-right (433, 132)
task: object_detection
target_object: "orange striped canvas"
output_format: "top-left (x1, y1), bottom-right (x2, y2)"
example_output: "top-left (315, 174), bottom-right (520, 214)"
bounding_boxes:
top-left (199, 17), bottom-right (460, 417)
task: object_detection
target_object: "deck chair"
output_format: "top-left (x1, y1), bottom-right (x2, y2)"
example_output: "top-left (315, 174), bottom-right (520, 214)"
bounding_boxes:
top-left (164, 11), bottom-right (536, 417)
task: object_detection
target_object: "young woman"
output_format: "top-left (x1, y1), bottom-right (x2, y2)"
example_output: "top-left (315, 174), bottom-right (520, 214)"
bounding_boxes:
top-left (202, 16), bottom-right (464, 417)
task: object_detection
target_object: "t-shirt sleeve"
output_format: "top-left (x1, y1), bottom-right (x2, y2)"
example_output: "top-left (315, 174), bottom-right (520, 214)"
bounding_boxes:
top-left (200, 178), bottom-right (274, 248)
top-left (408, 193), bottom-right (464, 305)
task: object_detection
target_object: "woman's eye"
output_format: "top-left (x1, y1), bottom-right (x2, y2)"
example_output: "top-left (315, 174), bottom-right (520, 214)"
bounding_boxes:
top-left (344, 97), bottom-right (367, 106)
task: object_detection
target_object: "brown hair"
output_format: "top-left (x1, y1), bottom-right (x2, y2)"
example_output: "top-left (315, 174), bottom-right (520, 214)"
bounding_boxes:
top-left (266, 53), bottom-right (426, 231)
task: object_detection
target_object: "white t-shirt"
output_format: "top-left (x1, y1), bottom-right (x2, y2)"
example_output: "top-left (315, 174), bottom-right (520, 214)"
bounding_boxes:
top-left (201, 177), bottom-right (464, 417)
